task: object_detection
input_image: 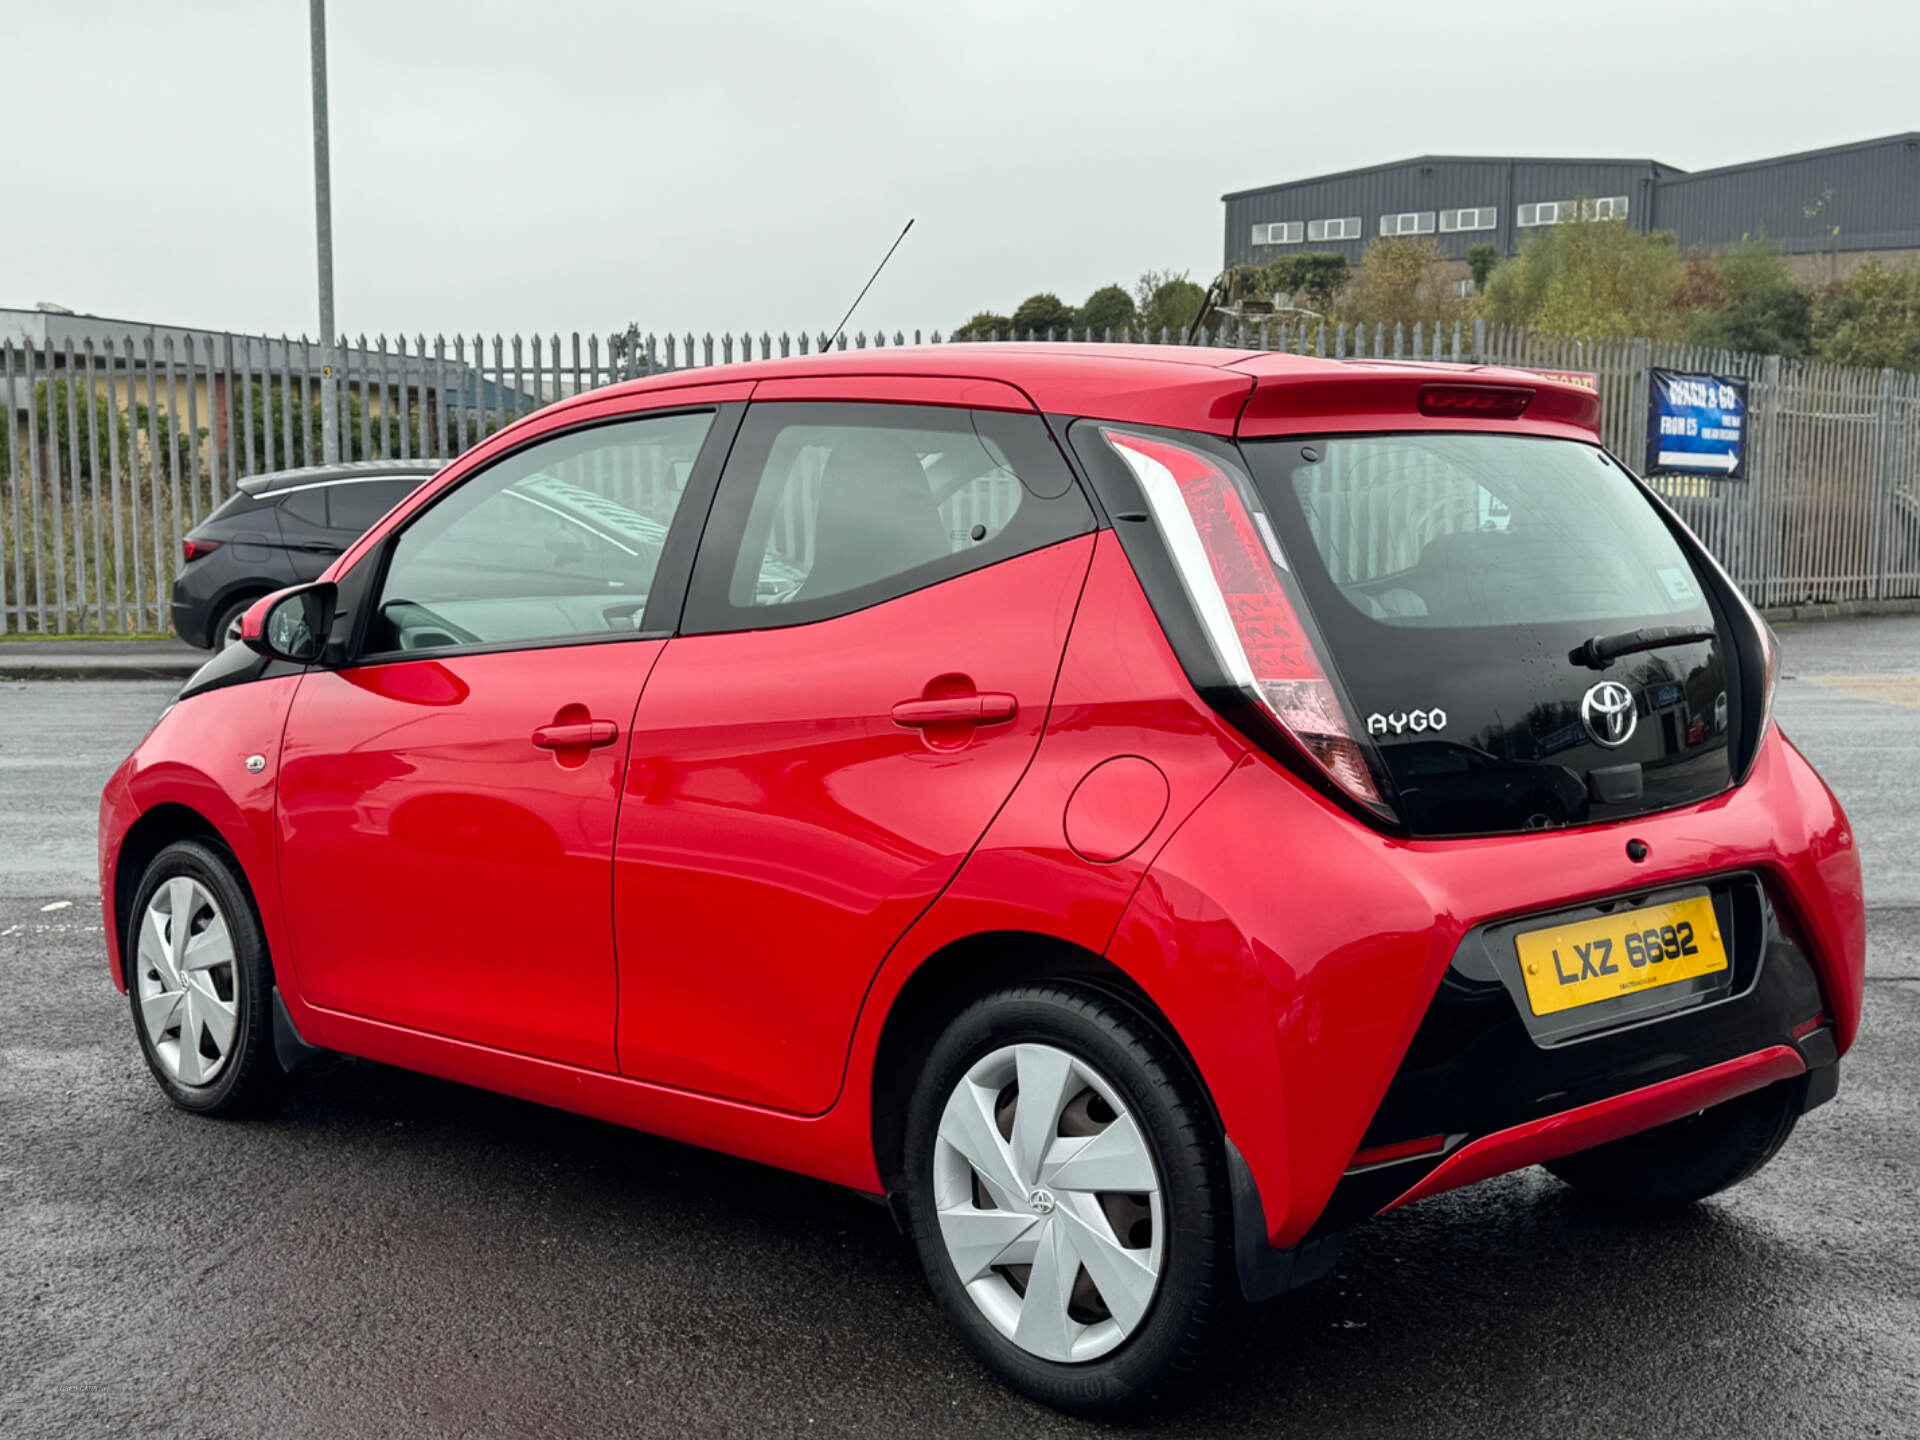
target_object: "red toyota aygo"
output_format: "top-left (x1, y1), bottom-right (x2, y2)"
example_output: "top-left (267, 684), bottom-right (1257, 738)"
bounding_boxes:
top-left (100, 346), bottom-right (1864, 1415)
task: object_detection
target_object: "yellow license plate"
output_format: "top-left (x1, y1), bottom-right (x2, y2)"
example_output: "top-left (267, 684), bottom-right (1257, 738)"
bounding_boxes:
top-left (1513, 895), bottom-right (1728, 1017)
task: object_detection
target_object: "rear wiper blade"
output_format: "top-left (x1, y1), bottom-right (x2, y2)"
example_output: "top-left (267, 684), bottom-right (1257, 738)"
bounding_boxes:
top-left (1570, 625), bottom-right (1717, 669)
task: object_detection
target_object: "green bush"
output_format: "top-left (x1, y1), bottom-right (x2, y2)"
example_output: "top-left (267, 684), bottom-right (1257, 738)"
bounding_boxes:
top-left (0, 378), bottom-right (194, 488)
top-left (1136, 271), bottom-right (1206, 337)
top-left (1010, 293), bottom-right (1077, 337)
top-left (951, 312), bottom-right (1013, 341)
top-left (1811, 258), bottom-right (1920, 371)
top-left (1266, 252), bottom-right (1351, 315)
top-left (1682, 238), bottom-right (1811, 358)
top-left (1076, 284), bottom-right (1139, 336)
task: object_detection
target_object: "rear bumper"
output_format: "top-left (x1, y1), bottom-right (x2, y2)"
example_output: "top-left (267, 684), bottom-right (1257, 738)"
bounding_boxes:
top-left (169, 599), bottom-right (209, 650)
top-left (1106, 724), bottom-right (1866, 1257)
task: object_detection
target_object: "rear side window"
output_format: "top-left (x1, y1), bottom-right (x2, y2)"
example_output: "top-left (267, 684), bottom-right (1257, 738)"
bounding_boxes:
top-left (325, 478), bottom-right (419, 532)
top-left (683, 403), bottom-right (1090, 632)
top-left (279, 487), bottom-right (328, 527)
top-left (1259, 433), bottom-right (1707, 627)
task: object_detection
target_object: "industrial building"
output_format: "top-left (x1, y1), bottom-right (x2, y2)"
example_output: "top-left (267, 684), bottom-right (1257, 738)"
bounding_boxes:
top-left (1221, 132), bottom-right (1920, 284)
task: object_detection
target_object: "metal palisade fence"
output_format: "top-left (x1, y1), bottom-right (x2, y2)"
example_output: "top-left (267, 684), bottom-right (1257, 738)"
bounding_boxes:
top-left (2, 320), bottom-right (1917, 634)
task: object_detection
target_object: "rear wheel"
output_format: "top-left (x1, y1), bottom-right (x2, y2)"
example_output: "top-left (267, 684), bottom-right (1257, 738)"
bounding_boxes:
top-left (126, 839), bottom-right (283, 1116)
top-left (901, 982), bottom-right (1251, 1417)
top-left (208, 594), bottom-right (258, 650)
top-left (1545, 1077), bottom-right (1802, 1207)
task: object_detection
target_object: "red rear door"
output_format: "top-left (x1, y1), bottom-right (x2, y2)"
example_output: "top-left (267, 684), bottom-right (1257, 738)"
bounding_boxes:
top-left (613, 396), bottom-right (1096, 1112)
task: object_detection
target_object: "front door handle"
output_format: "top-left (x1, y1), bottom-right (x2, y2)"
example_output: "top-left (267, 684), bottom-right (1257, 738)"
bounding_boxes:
top-left (532, 720), bottom-right (618, 749)
top-left (891, 693), bottom-right (1017, 727)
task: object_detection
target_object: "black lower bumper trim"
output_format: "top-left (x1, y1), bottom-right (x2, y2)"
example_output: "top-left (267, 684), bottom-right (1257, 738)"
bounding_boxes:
top-left (1305, 872), bottom-right (1829, 1240)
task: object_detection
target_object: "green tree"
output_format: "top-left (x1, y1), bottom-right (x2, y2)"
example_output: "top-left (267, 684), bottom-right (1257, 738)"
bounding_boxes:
top-left (950, 311), bottom-right (1012, 341)
top-left (1681, 237), bottom-right (1811, 357)
top-left (1811, 258), bottom-right (1920, 371)
top-left (1265, 252), bottom-right (1351, 315)
top-left (1010, 293), bottom-right (1077, 337)
top-left (1342, 237), bottom-right (1469, 331)
top-left (1480, 213), bottom-right (1683, 339)
top-left (1076, 284), bottom-right (1139, 336)
top-left (1467, 243), bottom-right (1500, 294)
top-left (1136, 271), bottom-right (1206, 336)
top-left (0, 377), bottom-right (193, 488)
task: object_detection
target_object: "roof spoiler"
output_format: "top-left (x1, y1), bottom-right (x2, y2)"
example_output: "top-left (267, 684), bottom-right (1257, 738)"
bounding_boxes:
top-left (1235, 365), bottom-right (1602, 440)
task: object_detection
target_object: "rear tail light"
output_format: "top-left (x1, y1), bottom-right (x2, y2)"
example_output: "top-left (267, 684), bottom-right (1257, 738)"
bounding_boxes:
top-left (1416, 383), bottom-right (1533, 419)
top-left (182, 538), bottom-right (220, 563)
top-left (1099, 428), bottom-right (1392, 819)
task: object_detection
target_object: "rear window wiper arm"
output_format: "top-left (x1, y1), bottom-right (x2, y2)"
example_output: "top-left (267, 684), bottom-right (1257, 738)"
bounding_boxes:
top-left (1570, 624), bottom-right (1718, 669)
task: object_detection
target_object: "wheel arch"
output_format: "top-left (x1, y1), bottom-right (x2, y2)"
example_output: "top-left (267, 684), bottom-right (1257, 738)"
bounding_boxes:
top-left (866, 929), bottom-right (1226, 1195)
top-left (111, 802), bottom-right (237, 985)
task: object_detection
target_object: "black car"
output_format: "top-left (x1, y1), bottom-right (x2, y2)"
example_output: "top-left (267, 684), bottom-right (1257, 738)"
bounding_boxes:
top-left (171, 460), bottom-right (446, 649)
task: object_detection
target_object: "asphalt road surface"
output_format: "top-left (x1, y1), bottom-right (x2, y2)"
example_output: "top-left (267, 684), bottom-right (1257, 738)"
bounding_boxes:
top-left (3, 619), bottom-right (1916, 1439)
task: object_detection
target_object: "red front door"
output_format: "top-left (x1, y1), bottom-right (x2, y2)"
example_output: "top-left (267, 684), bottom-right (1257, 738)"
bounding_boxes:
top-left (277, 645), bottom-right (661, 1070)
top-left (272, 400), bottom-right (728, 1070)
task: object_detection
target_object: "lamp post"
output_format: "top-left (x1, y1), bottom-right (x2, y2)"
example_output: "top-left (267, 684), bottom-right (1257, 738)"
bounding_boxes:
top-left (310, 0), bottom-right (339, 463)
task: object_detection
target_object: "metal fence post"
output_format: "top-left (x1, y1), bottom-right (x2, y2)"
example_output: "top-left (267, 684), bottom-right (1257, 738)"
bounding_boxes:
top-left (1869, 367), bottom-right (1898, 600)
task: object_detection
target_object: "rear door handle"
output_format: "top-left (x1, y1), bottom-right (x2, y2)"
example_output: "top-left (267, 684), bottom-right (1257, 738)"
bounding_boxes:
top-left (295, 542), bottom-right (344, 555)
top-left (532, 720), bottom-right (618, 749)
top-left (891, 693), bottom-right (1017, 727)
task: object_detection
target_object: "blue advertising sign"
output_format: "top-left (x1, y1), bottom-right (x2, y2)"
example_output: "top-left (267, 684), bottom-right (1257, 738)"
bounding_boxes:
top-left (1645, 368), bottom-right (1749, 479)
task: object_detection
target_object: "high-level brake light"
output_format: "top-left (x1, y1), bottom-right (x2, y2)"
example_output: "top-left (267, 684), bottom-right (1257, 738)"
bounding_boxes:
top-left (1415, 384), bottom-right (1533, 419)
top-left (1100, 428), bottom-right (1390, 816)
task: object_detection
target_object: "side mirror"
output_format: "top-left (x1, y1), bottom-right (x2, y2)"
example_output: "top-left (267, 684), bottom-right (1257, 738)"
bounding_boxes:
top-left (242, 582), bottom-right (337, 664)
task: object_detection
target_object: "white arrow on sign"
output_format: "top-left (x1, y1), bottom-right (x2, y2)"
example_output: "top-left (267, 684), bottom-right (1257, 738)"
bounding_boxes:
top-left (1658, 449), bottom-right (1739, 472)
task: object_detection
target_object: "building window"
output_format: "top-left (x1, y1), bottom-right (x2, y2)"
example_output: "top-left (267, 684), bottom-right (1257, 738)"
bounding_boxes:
top-left (1307, 216), bottom-right (1362, 242)
top-left (1378, 211), bottom-right (1436, 237)
top-left (1590, 195), bottom-right (1630, 220)
top-left (1517, 201), bottom-right (1570, 227)
top-left (1252, 221), bottom-right (1304, 246)
top-left (1439, 206), bottom-right (1497, 233)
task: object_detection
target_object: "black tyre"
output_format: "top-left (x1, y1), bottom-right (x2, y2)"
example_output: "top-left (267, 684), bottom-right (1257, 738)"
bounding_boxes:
top-left (902, 982), bottom-right (1252, 1417)
top-left (1545, 1077), bottom-right (1803, 1207)
top-left (125, 839), bottom-right (283, 1117)
top-left (207, 594), bottom-right (260, 651)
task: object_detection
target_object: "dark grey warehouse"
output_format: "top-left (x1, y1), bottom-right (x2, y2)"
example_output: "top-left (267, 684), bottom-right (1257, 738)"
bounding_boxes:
top-left (1221, 132), bottom-right (1920, 283)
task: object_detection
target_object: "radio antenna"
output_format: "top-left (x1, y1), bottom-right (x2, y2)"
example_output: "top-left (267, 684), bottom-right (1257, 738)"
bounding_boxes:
top-left (821, 218), bottom-right (914, 353)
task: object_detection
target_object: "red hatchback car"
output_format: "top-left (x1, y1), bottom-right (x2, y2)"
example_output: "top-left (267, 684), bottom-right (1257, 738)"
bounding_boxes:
top-left (100, 346), bottom-right (1865, 1414)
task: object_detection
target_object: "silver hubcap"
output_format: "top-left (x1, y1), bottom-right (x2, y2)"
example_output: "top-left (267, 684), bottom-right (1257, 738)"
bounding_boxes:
top-left (933, 1043), bottom-right (1164, 1363)
top-left (135, 877), bottom-right (240, 1086)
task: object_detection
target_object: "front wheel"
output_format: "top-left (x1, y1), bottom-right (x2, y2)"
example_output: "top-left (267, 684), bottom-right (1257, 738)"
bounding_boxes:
top-left (1546, 1077), bottom-right (1803, 1207)
top-left (126, 839), bottom-right (283, 1116)
top-left (902, 982), bottom-right (1252, 1417)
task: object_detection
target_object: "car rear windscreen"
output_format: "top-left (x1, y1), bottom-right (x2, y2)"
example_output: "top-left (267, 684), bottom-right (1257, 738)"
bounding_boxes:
top-left (1241, 432), bottom-right (1733, 836)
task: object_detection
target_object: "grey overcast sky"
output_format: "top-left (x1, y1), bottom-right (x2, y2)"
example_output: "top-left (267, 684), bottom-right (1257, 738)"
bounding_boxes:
top-left (5, 0), bottom-right (1916, 341)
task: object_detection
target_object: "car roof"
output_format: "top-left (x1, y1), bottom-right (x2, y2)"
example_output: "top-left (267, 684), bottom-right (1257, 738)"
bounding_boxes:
top-left (553, 344), bottom-right (1600, 438)
top-left (237, 458), bottom-right (448, 497)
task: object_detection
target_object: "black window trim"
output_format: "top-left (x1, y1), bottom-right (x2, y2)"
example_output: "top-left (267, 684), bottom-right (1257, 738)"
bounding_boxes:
top-left (330, 401), bottom-right (746, 669)
top-left (678, 399), bottom-right (1094, 638)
